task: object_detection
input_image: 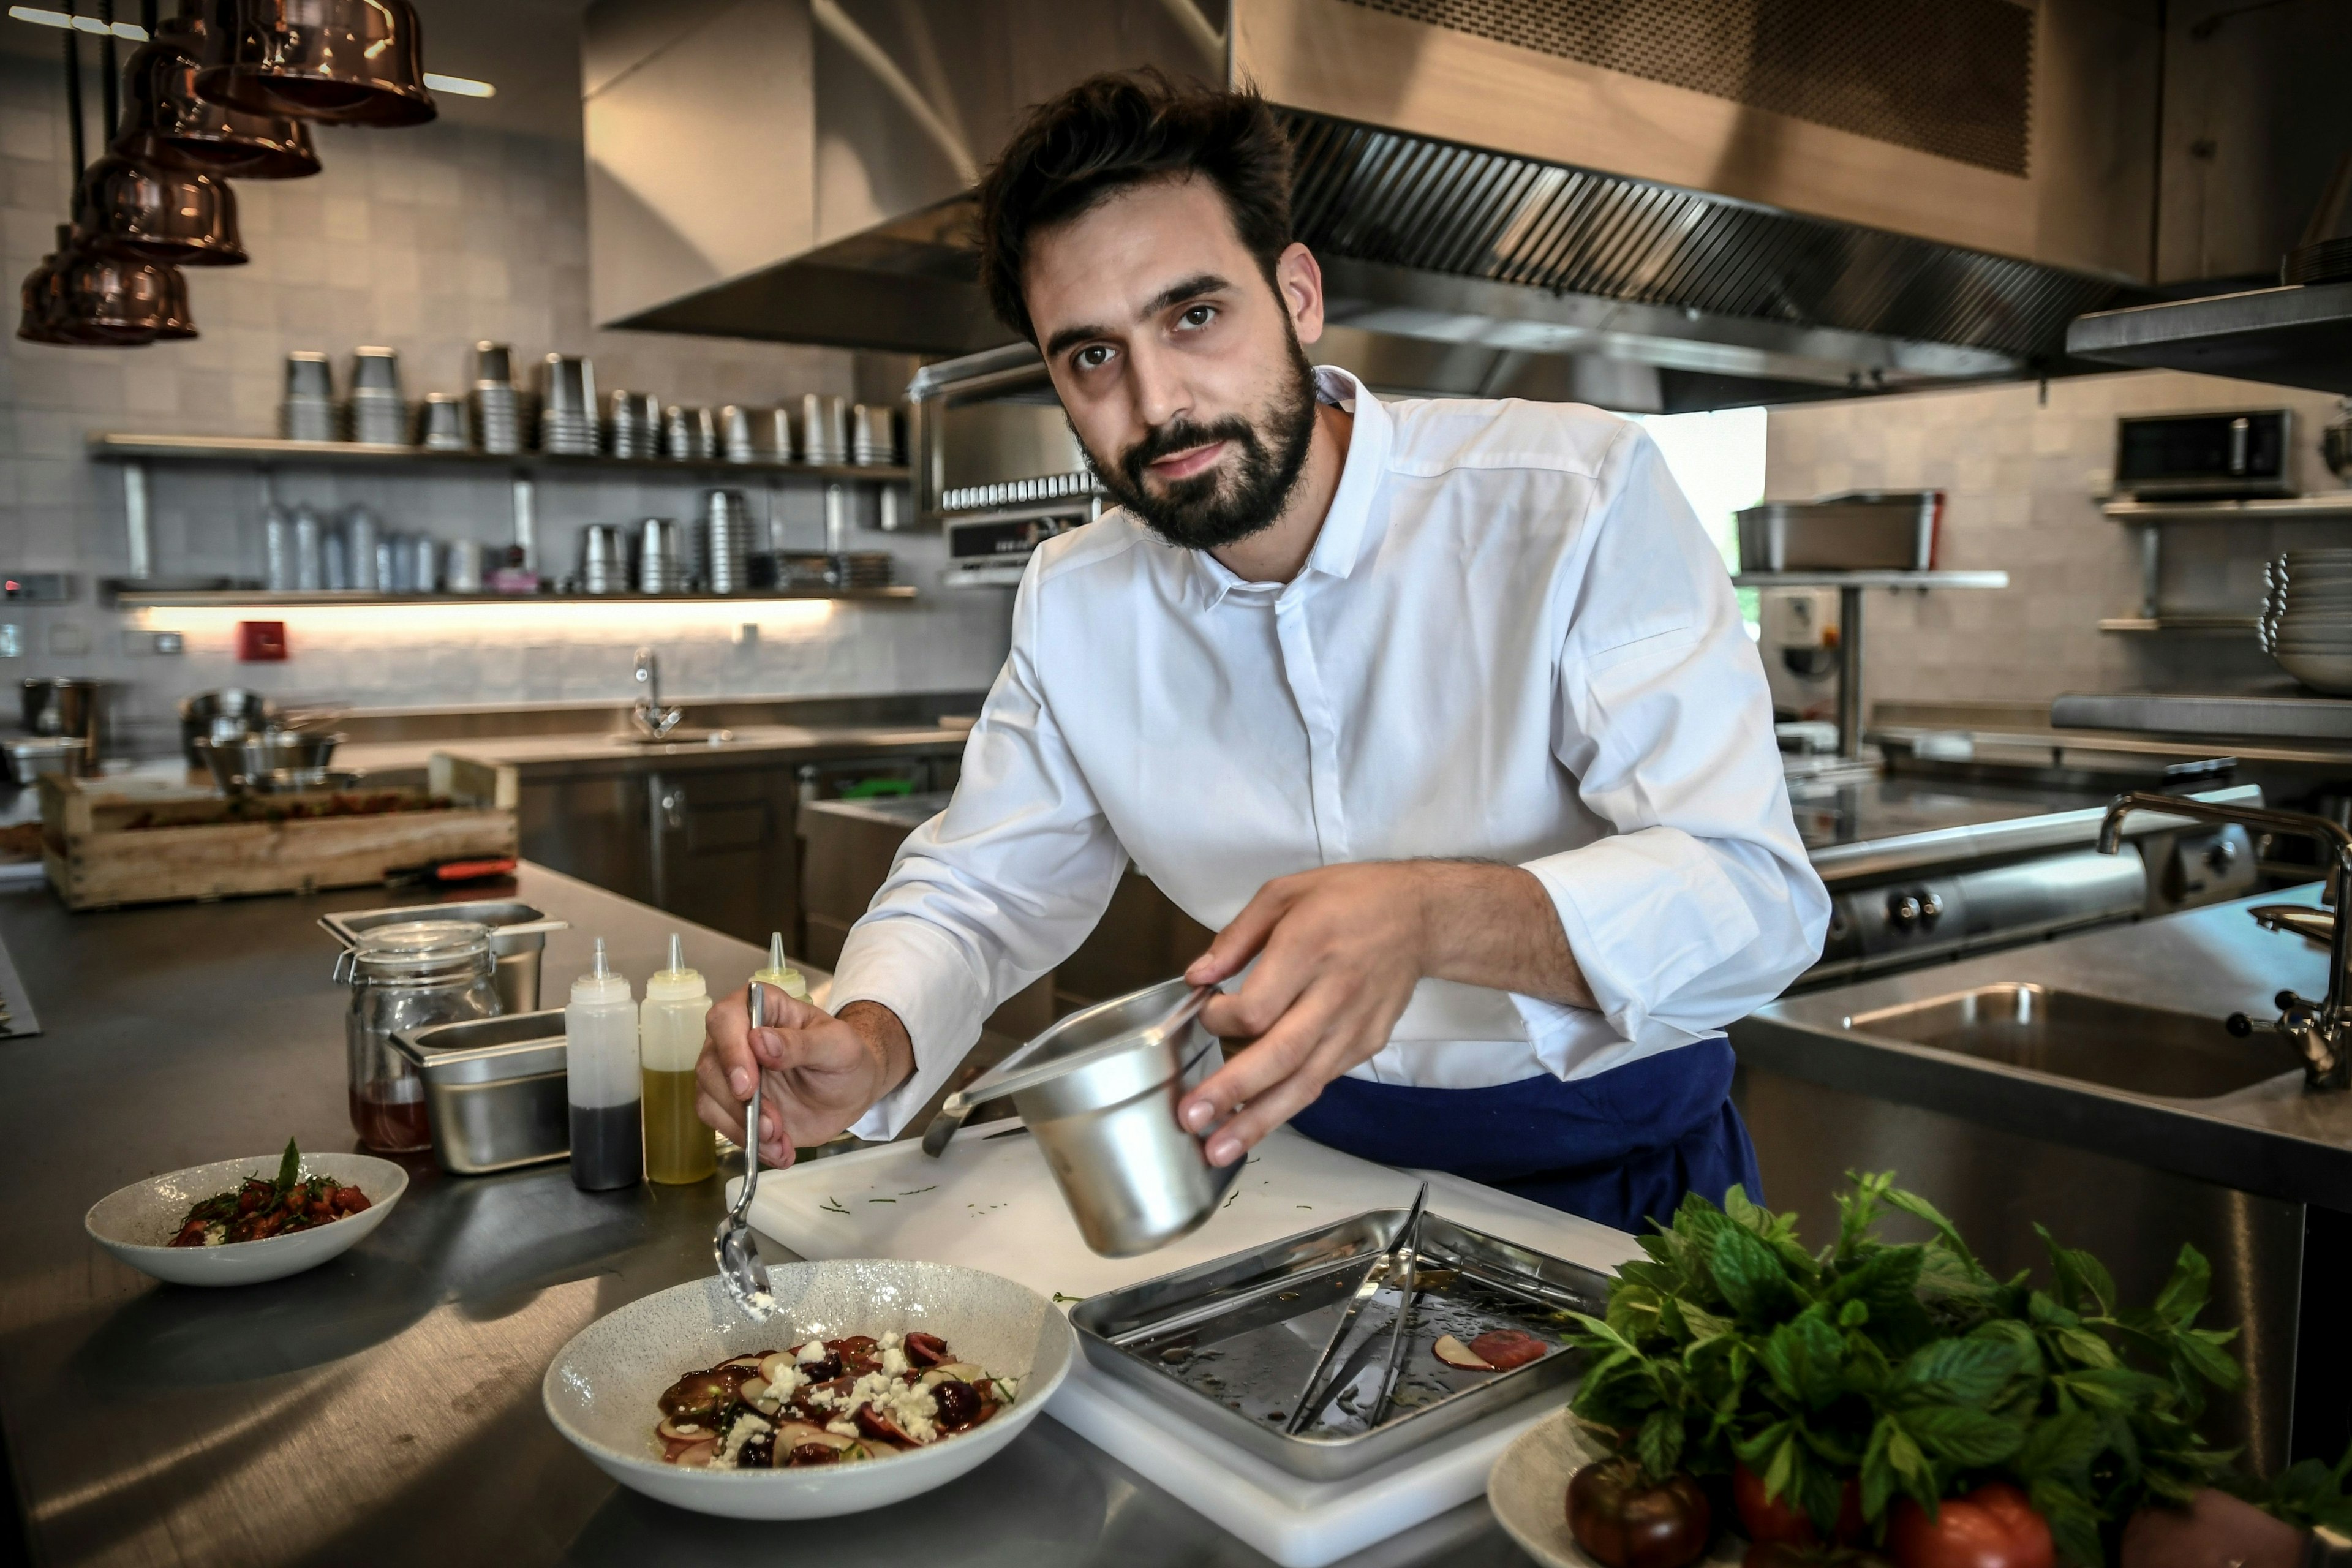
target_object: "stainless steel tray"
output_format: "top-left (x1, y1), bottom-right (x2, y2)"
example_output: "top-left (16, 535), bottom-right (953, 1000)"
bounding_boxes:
top-left (391, 1010), bottom-right (570, 1175)
top-left (1069, 1208), bottom-right (1608, 1479)
top-left (320, 900), bottom-right (567, 1013)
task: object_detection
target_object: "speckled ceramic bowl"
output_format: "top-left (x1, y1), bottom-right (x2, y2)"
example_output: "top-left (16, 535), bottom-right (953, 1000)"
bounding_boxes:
top-left (84, 1152), bottom-right (408, 1287)
top-left (543, 1262), bottom-right (1076, 1519)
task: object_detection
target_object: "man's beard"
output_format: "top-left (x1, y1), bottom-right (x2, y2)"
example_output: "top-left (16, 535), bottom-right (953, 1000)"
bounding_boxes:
top-left (1084, 331), bottom-right (1319, 552)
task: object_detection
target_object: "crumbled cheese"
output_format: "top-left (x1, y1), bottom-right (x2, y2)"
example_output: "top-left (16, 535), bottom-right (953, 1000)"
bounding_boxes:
top-left (202, 1223), bottom-right (227, 1248)
top-left (804, 1385), bottom-right (837, 1410)
top-left (671, 1422), bottom-right (704, 1436)
top-left (825, 1419), bottom-right (858, 1438)
top-left (992, 1374), bottom-right (1019, 1404)
top-left (717, 1411), bottom-right (772, 1466)
top-left (795, 1341), bottom-right (827, 1363)
top-left (880, 1347), bottom-right (910, 1376)
top-left (878, 1331), bottom-right (902, 1350)
top-left (763, 1362), bottom-right (806, 1402)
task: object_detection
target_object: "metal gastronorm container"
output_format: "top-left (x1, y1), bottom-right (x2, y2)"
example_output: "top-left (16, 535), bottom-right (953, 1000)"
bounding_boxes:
top-left (1737, 491), bottom-right (1940, 573)
top-left (321, 900), bottom-right (567, 1014)
top-left (1068, 1208), bottom-right (1609, 1479)
top-left (391, 1009), bottom-right (570, 1175)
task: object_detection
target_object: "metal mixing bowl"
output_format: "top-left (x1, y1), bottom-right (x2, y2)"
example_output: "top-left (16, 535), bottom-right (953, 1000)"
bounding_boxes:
top-left (192, 731), bottom-right (344, 795)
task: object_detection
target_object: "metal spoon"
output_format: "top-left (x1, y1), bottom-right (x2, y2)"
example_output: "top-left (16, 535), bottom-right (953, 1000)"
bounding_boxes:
top-left (713, 980), bottom-right (778, 1321)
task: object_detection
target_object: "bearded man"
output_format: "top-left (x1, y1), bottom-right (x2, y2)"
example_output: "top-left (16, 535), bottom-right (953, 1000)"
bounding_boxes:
top-left (696, 72), bottom-right (1827, 1232)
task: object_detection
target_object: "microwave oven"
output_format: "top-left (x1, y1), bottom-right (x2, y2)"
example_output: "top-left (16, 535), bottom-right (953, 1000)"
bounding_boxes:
top-left (2114, 409), bottom-right (2296, 499)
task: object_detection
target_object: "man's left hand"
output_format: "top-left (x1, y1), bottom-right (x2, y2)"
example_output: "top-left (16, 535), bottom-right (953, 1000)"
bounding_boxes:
top-left (1176, 860), bottom-right (1589, 1166)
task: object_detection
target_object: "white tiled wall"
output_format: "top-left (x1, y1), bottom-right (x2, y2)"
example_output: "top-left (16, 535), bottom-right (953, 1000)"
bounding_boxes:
top-left (1, 51), bottom-right (1012, 751)
top-left (1764, 368), bottom-right (2350, 711)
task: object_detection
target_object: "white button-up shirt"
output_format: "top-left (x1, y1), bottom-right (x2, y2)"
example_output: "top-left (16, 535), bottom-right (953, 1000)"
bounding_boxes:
top-left (835, 368), bottom-right (1828, 1140)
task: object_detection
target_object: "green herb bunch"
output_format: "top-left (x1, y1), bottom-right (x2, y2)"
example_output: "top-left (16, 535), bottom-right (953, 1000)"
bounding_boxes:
top-left (1568, 1172), bottom-right (2244, 1566)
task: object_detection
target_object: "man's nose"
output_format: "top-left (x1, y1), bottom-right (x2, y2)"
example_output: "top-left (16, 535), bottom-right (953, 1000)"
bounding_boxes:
top-left (1127, 341), bottom-right (1191, 431)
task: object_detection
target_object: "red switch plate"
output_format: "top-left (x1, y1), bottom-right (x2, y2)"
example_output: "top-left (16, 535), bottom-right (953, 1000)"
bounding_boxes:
top-left (236, 620), bottom-right (287, 661)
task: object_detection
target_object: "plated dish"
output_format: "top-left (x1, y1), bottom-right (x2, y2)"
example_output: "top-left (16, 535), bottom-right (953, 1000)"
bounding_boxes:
top-left (168, 1138), bottom-right (373, 1246)
top-left (651, 1330), bottom-right (1016, 1469)
top-left (543, 1262), bottom-right (1074, 1520)
top-left (85, 1147), bottom-right (407, 1287)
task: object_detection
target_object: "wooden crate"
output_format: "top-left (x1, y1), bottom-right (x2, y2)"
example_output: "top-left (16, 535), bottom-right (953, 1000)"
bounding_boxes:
top-left (40, 755), bottom-right (519, 910)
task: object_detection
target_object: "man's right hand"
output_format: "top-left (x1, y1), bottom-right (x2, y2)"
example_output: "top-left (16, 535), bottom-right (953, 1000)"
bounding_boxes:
top-left (695, 988), bottom-right (913, 1168)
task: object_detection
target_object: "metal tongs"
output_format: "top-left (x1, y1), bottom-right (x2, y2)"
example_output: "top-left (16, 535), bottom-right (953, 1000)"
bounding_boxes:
top-left (714, 980), bottom-right (778, 1321)
top-left (1284, 1181), bottom-right (1429, 1434)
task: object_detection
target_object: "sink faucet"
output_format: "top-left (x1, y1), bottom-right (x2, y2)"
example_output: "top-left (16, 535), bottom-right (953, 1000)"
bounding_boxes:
top-left (2098, 791), bottom-right (2352, 1090)
top-left (630, 646), bottom-right (684, 740)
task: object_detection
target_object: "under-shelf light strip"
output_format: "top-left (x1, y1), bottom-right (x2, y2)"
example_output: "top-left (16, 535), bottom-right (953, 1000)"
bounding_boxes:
top-left (8, 5), bottom-right (145, 38)
top-left (134, 600), bottom-right (840, 641)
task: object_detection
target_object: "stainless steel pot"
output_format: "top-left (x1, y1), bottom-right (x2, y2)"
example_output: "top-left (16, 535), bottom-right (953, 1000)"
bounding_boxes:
top-left (929, 979), bottom-right (1240, 1258)
top-left (21, 678), bottom-right (107, 756)
top-left (176, 687), bottom-right (278, 765)
top-left (192, 730), bottom-right (344, 794)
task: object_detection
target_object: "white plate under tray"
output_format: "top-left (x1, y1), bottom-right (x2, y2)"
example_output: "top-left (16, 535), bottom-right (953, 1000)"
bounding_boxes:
top-left (741, 1121), bottom-right (1644, 1568)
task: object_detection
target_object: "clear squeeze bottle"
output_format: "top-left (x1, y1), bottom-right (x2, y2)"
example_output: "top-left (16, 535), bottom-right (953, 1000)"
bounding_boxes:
top-left (564, 939), bottom-right (643, 1192)
top-left (641, 933), bottom-right (715, 1185)
top-left (749, 931), bottom-right (809, 1001)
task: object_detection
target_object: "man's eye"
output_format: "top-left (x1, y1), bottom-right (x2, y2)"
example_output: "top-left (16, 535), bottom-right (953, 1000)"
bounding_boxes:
top-left (1177, 304), bottom-right (1216, 330)
top-left (1074, 345), bottom-right (1112, 371)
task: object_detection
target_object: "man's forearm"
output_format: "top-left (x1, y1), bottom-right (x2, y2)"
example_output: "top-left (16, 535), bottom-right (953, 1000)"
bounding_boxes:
top-left (1412, 861), bottom-right (1594, 1009)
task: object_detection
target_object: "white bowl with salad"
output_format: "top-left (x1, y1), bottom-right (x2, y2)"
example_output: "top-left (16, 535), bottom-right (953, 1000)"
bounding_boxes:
top-left (84, 1140), bottom-right (409, 1287)
top-left (543, 1261), bottom-right (1075, 1519)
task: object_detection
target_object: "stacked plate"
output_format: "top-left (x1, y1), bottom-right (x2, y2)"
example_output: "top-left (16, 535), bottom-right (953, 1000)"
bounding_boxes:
top-left (2261, 551), bottom-right (2352, 695)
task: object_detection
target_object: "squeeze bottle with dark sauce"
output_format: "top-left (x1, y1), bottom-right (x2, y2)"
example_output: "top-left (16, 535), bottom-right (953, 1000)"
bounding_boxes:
top-left (565, 938), bottom-right (643, 1191)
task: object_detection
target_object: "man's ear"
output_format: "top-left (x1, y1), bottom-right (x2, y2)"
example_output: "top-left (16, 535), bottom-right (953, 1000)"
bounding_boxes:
top-left (1275, 242), bottom-right (1326, 347)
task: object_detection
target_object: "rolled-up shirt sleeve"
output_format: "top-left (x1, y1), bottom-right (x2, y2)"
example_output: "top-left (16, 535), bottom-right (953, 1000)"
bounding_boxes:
top-left (1510, 426), bottom-right (1829, 1058)
top-left (830, 567), bottom-right (1129, 1139)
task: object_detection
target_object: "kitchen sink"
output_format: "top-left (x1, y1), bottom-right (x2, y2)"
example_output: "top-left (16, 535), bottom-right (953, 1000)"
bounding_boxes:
top-left (1844, 984), bottom-right (2305, 1099)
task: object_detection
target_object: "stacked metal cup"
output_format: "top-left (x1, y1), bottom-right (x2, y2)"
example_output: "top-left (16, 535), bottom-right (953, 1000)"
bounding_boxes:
top-left (606, 391), bottom-right (659, 458)
top-left (538, 355), bottom-right (597, 455)
top-left (662, 404), bottom-right (693, 461)
top-left (578, 522), bottom-right (628, 594)
top-left (417, 392), bottom-right (469, 451)
top-left (344, 505), bottom-right (380, 590)
top-left (349, 348), bottom-right (407, 445)
top-left (470, 342), bottom-right (521, 455)
top-left (851, 403), bottom-right (898, 466)
top-left (281, 351), bottom-right (337, 441)
top-left (801, 393), bottom-right (848, 466)
top-left (636, 518), bottom-right (684, 594)
top-left (760, 406), bottom-right (796, 462)
top-left (720, 405), bottom-right (756, 464)
top-left (703, 489), bottom-right (752, 594)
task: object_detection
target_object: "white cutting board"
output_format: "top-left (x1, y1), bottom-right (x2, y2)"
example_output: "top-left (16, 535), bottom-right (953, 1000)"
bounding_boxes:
top-left (743, 1121), bottom-right (1643, 1567)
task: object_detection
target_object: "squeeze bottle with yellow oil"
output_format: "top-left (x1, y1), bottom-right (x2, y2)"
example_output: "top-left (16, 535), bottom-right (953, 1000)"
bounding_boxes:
top-left (641, 933), bottom-right (714, 1184)
top-left (750, 932), bottom-right (809, 1002)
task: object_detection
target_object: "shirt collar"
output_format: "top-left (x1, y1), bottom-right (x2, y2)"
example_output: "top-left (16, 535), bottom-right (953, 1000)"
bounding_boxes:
top-left (1187, 364), bottom-right (1393, 610)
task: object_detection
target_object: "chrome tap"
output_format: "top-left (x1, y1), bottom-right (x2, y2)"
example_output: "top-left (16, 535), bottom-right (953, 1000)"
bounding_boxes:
top-left (630, 646), bottom-right (684, 740)
top-left (2098, 791), bottom-right (2352, 1090)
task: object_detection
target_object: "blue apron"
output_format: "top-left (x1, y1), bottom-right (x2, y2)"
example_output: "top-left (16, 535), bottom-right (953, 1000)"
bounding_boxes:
top-left (1286, 1038), bottom-right (1760, 1235)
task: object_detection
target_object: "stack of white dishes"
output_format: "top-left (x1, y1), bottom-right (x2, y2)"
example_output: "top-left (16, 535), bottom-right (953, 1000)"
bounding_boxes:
top-left (349, 347), bottom-right (407, 445)
top-left (2261, 551), bottom-right (2352, 695)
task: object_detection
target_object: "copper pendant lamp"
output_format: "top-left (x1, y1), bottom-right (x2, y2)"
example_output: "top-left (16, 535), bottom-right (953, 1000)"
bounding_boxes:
top-left (73, 134), bottom-right (249, 266)
top-left (135, 13), bottom-right (319, 179)
top-left (192, 0), bottom-right (437, 127)
top-left (18, 225), bottom-right (195, 346)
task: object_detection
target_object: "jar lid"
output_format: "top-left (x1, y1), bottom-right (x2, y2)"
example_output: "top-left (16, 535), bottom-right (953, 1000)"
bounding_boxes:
top-left (348, 919), bottom-right (494, 978)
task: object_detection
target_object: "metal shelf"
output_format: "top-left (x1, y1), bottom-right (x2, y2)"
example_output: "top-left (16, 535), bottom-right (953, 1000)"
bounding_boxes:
top-left (2103, 493), bottom-right (2352, 523)
top-left (86, 432), bottom-right (908, 483)
top-left (2065, 280), bottom-right (2352, 397)
top-left (2098, 614), bottom-right (2260, 635)
top-left (1730, 570), bottom-right (2009, 590)
top-left (105, 587), bottom-right (917, 609)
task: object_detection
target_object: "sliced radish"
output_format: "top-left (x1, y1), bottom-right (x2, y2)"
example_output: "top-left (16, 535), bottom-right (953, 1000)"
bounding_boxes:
top-left (663, 1438), bottom-right (717, 1467)
top-left (760, 1352), bottom-right (797, 1385)
top-left (740, 1376), bottom-right (770, 1404)
top-left (657, 1415), bottom-right (714, 1442)
top-left (1468, 1329), bottom-right (1548, 1370)
top-left (1434, 1333), bottom-right (1497, 1371)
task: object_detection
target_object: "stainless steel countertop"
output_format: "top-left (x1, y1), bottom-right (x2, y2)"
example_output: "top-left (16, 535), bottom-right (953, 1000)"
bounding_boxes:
top-left (366, 722), bottom-right (971, 779)
top-left (1734, 884), bottom-right (2352, 1208)
top-left (0, 864), bottom-right (1531, 1568)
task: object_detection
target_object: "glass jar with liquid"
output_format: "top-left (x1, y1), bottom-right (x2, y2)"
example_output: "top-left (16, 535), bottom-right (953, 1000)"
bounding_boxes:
top-left (641, 934), bottom-right (714, 1184)
top-left (338, 919), bottom-right (500, 1153)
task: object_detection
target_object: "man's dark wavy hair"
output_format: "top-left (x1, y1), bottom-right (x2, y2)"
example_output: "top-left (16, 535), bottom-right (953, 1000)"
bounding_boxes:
top-left (976, 70), bottom-right (1295, 344)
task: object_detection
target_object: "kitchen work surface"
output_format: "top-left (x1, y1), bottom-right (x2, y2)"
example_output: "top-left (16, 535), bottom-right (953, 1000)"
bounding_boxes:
top-left (745, 1124), bottom-right (1643, 1567)
top-left (0, 864), bottom-right (1566, 1568)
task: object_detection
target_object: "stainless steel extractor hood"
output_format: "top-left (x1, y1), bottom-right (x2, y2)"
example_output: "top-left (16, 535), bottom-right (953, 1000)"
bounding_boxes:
top-left (584, 0), bottom-right (2163, 411)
